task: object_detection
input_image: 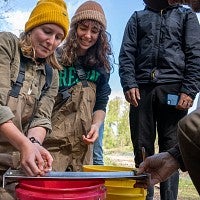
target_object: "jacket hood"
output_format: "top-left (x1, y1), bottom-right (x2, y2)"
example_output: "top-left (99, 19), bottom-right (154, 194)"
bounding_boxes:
top-left (143, 0), bottom-right (170, 11)
top-left (144, 4), bottom-right (180, 12)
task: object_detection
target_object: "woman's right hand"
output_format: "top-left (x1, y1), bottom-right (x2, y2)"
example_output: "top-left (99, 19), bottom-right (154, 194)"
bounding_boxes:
top-left (125, 88), bottom-right (140, 107)
top-left (0, 121), bottom-right (53, 176)
top-left (134, 152), bottom-right (180, 188)
top-left (20, 141), bottom-right (53, 176)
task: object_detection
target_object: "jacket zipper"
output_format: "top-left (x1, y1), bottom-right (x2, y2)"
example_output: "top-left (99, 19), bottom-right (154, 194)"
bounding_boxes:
top-left (151, 9), bottom-right (164, 81)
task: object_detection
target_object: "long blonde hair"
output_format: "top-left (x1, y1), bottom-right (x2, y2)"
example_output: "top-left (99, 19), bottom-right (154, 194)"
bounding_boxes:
top-left (19, 32), bottom-right (62, 70)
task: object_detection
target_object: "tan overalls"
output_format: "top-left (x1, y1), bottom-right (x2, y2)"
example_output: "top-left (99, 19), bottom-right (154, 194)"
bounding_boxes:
top-left (44, 82), bottom-right (96, 172)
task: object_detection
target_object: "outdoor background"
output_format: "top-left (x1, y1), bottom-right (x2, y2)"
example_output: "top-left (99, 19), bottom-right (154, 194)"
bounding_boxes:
top-left (1, 0), bottom-right (200, 109)
top-left (1, 0), bottom-right (200, 199)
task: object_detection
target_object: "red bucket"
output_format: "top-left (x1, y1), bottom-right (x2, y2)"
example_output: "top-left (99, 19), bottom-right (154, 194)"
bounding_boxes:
top-left (16, 179), bottom-right (106, 200)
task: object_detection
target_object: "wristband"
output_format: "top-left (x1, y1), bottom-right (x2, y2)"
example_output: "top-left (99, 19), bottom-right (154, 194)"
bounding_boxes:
top-left (29, 137), bottom-right (42, 146)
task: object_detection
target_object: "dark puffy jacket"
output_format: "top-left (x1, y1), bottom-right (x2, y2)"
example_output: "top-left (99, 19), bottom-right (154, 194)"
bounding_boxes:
top-left (119, 5), bottom-right (200, 99)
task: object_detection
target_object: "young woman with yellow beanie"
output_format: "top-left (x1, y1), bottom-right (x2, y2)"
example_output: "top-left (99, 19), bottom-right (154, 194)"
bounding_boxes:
top-left (0, 0), bottom-right (69, 198)
top-left (44, 1), bottom-right (113, 172)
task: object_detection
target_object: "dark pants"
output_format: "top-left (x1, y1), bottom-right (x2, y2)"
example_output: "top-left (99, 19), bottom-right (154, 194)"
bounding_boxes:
top-left (178, 109), bottom-right (200, 195)
top-left (129, 83), bottom-right (187, 200)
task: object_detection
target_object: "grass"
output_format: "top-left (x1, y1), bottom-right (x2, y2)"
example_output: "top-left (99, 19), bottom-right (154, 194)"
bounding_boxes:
top-left (103, 149), bottom-right (199, 200)
top-left (178, 173), bottom-right (199, 199)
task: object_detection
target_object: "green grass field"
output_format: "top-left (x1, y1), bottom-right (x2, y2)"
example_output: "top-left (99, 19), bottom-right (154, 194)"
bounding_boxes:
top-left (104, 150), bottom-right (199, 200)
top-left (178, 173), bottom-right (199, 199)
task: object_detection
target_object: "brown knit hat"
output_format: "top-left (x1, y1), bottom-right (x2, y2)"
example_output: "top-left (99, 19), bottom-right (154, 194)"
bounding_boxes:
top-left (25, 0), bottom-right (70, 38)
top-left (71, 1), bottom-right (106, 29)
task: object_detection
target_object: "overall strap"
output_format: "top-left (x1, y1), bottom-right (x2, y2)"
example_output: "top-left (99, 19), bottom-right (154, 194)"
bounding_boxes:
top-left (24, 64), bottom-right (52, 134)
top-left (59, 87), bottom-right (71, 101)
top-left (75, 65), bottom-right (88, 87)
top-left (39, 63), bottom-right (53, 100)
top-left (9, 54), bottom-right (26, 98)
top-left (9, 54), bottom-right (53, 99)
top-left (58, 61), bottom-right (88, 101)
top-left (73, 58), bottom-right (88, 87)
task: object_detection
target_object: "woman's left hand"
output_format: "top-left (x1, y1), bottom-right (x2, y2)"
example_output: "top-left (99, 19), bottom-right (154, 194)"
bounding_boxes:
top-left (20, 142), bottom-right (53, 176)
top-left (36, 144), bottom-right (53, 174)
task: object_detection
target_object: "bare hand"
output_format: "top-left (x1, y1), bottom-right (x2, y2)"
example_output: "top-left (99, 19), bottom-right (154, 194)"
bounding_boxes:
top-left (20, 142), bottom-right (53, 176)
top-left (37, 144), bottom-right (53, 173)
top-left (82, 124), bottom-right (99, 145)
top-left (176, 93), bottom-right (193, 110)
top-left (134, 152), bottom-right (180, 188)
top-left (125, 88), bottom-right (140, 106)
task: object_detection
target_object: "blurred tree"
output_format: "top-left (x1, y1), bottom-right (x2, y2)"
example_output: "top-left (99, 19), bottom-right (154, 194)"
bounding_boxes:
top-left (104, 97), bottom-right (132, 151)
top-left (117, 101), bottom-right (131, 149)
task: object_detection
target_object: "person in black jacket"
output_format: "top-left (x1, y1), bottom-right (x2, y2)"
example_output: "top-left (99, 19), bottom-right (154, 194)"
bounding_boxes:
top-left (118, 0), bottom-right (200, 199)
top-left (134, 0), bottom-right (200, 196)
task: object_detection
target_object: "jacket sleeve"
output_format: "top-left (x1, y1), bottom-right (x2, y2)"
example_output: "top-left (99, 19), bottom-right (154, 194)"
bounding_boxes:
top-left (119, 12), bottom-right (138, 93)
top-left (0, 32), bottom-right (19, 124)
top-left (181, 10), bottom-right (200, 99)
top-left (93, 72), bottom-right (111, 113)
top-left (29, 69), bottom-right (59, 133)
top-left (167, 144), bottom-right (186, 172)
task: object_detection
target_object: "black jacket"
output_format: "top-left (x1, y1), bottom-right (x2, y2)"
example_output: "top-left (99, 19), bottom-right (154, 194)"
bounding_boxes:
top-left (119, 5), bottom-right (200, 99)
top-left (168, 144), bottom-right (186, 172)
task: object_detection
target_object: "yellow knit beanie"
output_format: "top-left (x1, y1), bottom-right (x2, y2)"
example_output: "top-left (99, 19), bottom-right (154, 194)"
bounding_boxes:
top-left (25, 0), bottom-right (70, 38)
top-left (71, 1), bottom-right (106, 29)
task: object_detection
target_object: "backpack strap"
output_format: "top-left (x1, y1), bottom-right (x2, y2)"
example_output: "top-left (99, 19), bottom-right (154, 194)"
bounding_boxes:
top-left (9, 54), bottom-right (53, 99)
top-left (9, 55), bottom-right (26, 98)
top-left (39, 64), bottom-right (53, 100)
top-left (24, 65), bottom-right (52, 134)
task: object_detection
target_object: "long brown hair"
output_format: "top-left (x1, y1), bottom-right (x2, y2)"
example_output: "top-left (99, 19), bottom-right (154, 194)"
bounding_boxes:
top-left (59, 20), bottom-right (113, 73)
top-left (19, 32), bottom-right (62, 70)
